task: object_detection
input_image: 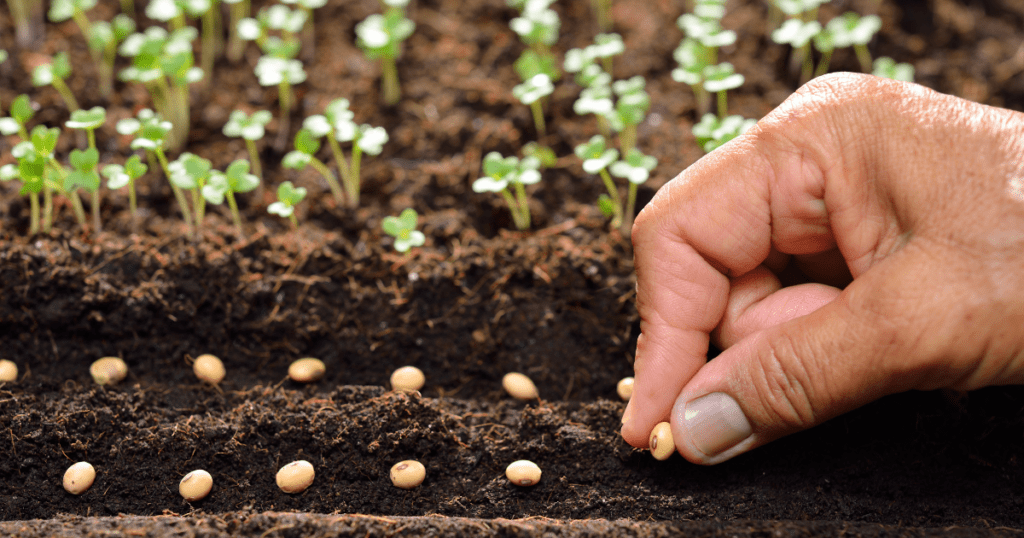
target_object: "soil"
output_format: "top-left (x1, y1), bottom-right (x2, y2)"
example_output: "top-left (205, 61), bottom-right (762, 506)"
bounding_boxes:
top-left (2, 0), bottom-right (1024, 536)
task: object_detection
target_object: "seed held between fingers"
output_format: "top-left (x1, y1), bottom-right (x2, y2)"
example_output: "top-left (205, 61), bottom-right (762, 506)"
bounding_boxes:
top-left (649, 421), bottom-right (675, 460)
top-left (288, 358), bottom-right (325, 383)
top-left (505, 460), bottom-right (542, 486)
top-left (390, 366), bottom-right (425, 392)
top-left (0, 359), bottom-right (17, 382)
top-left (90, 357), bottom-right (128, 385)
top-left (390, 460), bottom-right (426, 489)
top-left (502, 372), bottom-right (538, 400)
top-left (276, 460), bottom-right (315, 493)
top-left (616, 376), bottom-right (634, 401)
top-left (179, 469), bottom-right (213, 502)
top-left (63, 462), bottom-right (96, 495)
top-left (193, 354), bottom-right (226, 384)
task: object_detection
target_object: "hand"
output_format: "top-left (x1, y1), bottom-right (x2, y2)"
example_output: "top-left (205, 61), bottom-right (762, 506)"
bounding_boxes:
top-left (623, 73), bottom-right (1024, 465)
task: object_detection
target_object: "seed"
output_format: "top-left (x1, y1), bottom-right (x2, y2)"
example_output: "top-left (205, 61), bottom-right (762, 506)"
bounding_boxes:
top-left (90, 357), bottom-right (128, 385)
top-left (649, 421), bottom-right (675, 460)
top-left (276, 460), bottom-right (315, 493)
top-left (193, 354), bottom-right (225, 384)
top-left (0, 359), bottom-right (17, 382)
top-left (505, 460), bottom-right (541, 486)
top-left (390, 460), bottom-right (426, 489)
top-left (616, 376), bottom-right (634, 401)
top-left (63, 461), bottom-right (95, 495)
top-left (179, 469), bottom-right (213, 502)
top-left (288, 358), bottom-right (325, 383)
top-left (502, 372), bottom-right (538, 400)
top-left (390, 366), bottom-right (425, 392)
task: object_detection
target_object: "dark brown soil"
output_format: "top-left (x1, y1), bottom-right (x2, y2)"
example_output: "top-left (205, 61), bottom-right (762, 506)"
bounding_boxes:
top-left (2, 0), bottom-right (1024, 536)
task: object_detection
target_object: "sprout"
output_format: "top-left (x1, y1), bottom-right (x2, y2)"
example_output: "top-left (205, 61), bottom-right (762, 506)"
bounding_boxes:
top-left (702, 62), bottom-right (744, 118)
top-left (202, 159), bottom-right (259, 236)
top-left (692, 113), bottom-right (756, 153)
top-left (505, 460), bottom-right (542, 486)
top-left (609, 147), bottom-right (657, 228)
top-left (472, 152), bottom-right (542, 231)
top-left (671, 38), bottom-right (714, 114)
top-left (223, 109), bottom-right (272, 180)
top-left (677, 13), bottom-right (736, 49)
top-left (65, 147), bottom-right (101, 233)
top-left (575, 134), bottom-right (623, 224)
top-left (827, 12), bottom-right (882, 72)
top-left (268, 180), bottom-right (307, 227)
top-left (512, 73), bottom-right (554, 138)
top-left (88, 14), bottom-right (136, 97)
top-left (772, 18), bottom-right (822, 82)
top-left (873, 56), bottom-right (915, 82)
top-left (608, 75), bottom-right (650, 153)
top-left (382, 208), bottom-right (425, 253)
top-left (223, 0), bottom-right (251, 61)
top-left (102, 155), bottom-right (148, 230)
top-left (0, 94), bottom-right (36, 141)
top-left (356, 7), bottom-right (415, 105)
top-left (33, 52), bottom-right (80, 112)
top-left (169, 152), bottom-right (213, 235)
top-left (390, 460), bottom-right (426, 490)
top-left (145, 0), bottom-right (222, 85)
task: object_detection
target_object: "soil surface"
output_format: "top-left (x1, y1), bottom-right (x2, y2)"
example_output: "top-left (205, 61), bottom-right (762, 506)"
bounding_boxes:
top-left (2, 0), bottom-right (1024, 536)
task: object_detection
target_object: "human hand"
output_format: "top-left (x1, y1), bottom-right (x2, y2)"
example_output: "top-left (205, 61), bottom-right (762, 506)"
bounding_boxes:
top-left (623, 73), bottom-right (1024, 464)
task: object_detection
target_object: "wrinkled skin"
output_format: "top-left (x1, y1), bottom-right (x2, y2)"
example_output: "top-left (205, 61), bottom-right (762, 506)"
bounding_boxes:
top-left (624, 73), bottom-right (1024, 465)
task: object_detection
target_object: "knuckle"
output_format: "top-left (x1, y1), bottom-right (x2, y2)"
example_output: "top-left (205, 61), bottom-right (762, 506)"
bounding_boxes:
top-left (748, 329), bottom-right (823, 431)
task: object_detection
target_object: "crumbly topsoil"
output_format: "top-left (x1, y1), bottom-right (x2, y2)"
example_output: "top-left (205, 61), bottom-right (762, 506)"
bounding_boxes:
top-left (2, 0), bottom-right (1024, 536)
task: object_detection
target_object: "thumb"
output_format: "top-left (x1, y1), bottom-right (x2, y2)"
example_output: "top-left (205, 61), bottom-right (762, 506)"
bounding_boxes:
top-left (669, 251), bottom-right (957, 465)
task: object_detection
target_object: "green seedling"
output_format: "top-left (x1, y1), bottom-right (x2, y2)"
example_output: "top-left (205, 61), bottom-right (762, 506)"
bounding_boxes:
top-left (355, 1), bottom-right (415, 105)
top-left (677, 13), bottom-right (736, 50)
top-left (609, 148), bottom-right (656, 231)
top-left (1, 141), bottom-right (46, 235)
top-left (65, 106), bottom-right (107, 232)
top-left (283, 127), bottom-right (343, 204)
top-left (23, 125), bottom-right (89, 231)
top-left (281, 0), bottom-right (327, 56)
top-left (826, 12), bottom-right (882, 73)
top-left (87, 14), bottom-right (136, 97)
top-left (773, 0), bottom-right (827, 22)
top-left (33, 52), bottom-right (80, 112)
top-left (0, 94), bottom-right (37, 140)
top-left (240, 4), bottom-right (308, 117)
top-left (574, 134), bottom-right (622, 227)
top-left (168, 152), bottom-right (213, 235)
top-left (203, 159), bottom-right (259, 235)
top-left (102, 154), bottom-right (147, 230)
top-left (223, 109), bottom-right (272, 180)
top-left (268, 180), bottom-right (306, 227)
top-left (671, 38), bottom-right (714, 114)
top-left (48, 0), bottom-right (108, 94)
top-left (811, 25), bottom-right (835, 78)
top-left (608, 75), bottom-right (650, 154)
top-left (117, 108), bottom-right (194, 234)
top-left (692, 112), bottom-right (756, 153)
top-left (692, 0), bottom-right (726, 20)
top-left (382, 208), bottom-right (425, 253)
top-left (472, 152), bottom-right (542, 231)
top-left (873, 56), bottom-right (914, 82)
top-left (223, 0), bottom-right (250, 61)
top-left (512, 73), bottom-right (554, 139)
top-left (119, 26), bottom-right (204, 150)
top-left (772, 18), bottom-right (822, 82)
top-left (147, 0), bottom-right (223, 83)
top-left (254, 56), bottom-right (306, 116)
top-left (702, 62), bottom-right (744, 118)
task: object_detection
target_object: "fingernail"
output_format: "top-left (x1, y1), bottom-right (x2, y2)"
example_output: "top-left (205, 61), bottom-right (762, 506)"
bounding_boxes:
top-left (682, 392), bottom-right (752, 457)
top-left (621, 400), bottom-right (634, 425)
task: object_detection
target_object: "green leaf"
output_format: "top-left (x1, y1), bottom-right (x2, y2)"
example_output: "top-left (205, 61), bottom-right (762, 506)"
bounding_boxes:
top-left (30, 126), bottom-right (60, 156)
top-left (66, 106), bottom-right (107, 130)
top-left (294, 129), bottom-right (321, 155)
top-left (277, 180), bottom-right (307, 205)
top-left (52, 52), bottom-right (72, 80)
top-left (125, 154), bottom-right (148, 179)
top-left (597, 194), bottom-right (616, 217)
top-left (225, 159), bottom-right (260, 193)
top-left (397, 207), bottom-right (418, 230)
top-left (10, 95), bottom-right (34, 126)
top-left (381, 215), bottom-right (403, 237)
top-left (70, 148), bottom-right (99, 172)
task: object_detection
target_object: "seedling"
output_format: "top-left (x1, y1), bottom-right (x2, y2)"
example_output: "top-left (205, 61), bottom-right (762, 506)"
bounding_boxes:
top-left (288, 357), bottom-right (325, 382)
top-left (117, 108), bottom-right (194, 234)
top-left (649, 422), bottom-right (674, 460)
top-left (33, 52), bottom-right (80, 112)
top-left (192, 354), bottom-right (225, 384)
top-left (63, 462), bottom-right (96, 495)
top-left (283, 128), bottom-right (342, 204)
top-left (223, 109), bottom-right (272, 180)
top-left (0, 94), bottom-right (35, 140)
top-left (502, 372), bottom-right (539, 400)
top-left (276, 460), bottom-right (315, 494)
top-left (1, 124), bottom-right (54, 234)
top-left (609, 147), bottom-right (656, 230)
top-left (48, 0), bottom-right (110, 95)
top-left (87, 14), bottom-right (136, 97)
top-left (609, 75), bottom-right (650, 154)
top-left (509, 1), bottom-right (560, 75)
top-left (223, 0), bottom-right (250, 61)
top-left (575, 135), bottom-right (622, 226)
top-left (391, 366), bottom-right (426, 391)
top-left (873, 56), bottom-right (914, 82)
top-left (771, 18), bottom-right (822, 82)
top-left (506, 460), bottom-right (541, 486)
top-left (355, 1), bottom-right (415, 105)
top-left (101, 154), bottom-right (148, 230)
top-left (281, 0), bottom-right (327, 56)
top-left (472, 152), bottom-right (542, 231)
top-left (65, 147), bottom-right (102, 233)
top-left (202, 159), bottom-right (260, 236)
top-left (702, 62), bottom-right (744, 118)
top-left (671, 38), bottom-right (714, 114)
top-left (390, 460), bottom-right (426, 490)
top-left (169, 152), bottom-right (213, 234)
top-left (382, 208), bottom-right (425, 253)
top-left (146, 0), bottom-right (222, 83)
top-left (512, 73), bottom-right (554, 139)
top-left (269, 181), bottom-right (307, 228)
top-left (692, 113), bottom-right (756, 153)
top-left (179, 470), bottom-right (213, 502)
top-left (826, 12), bottom-right (882, 73)
top-left (590, 0), bottom-right (612, 32)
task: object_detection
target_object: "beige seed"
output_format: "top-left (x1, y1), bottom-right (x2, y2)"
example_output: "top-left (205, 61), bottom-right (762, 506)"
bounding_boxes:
top-left (389, 460), bottom-right (426, 489)
top-left (505, 460), bottom-right (541, 486)
top-left (0, 359), bottom-right (17, 382)
top-left (288, 358), bottom-right (325, 383)
top-left (179, 469), bottom-right (213, 502)
top-left (90, 357), bottom-right (128, 385)
top-left (649, 421), bottom-right (675, 461)
top-left (616, 376), bottom-right (634, 401)
top-left (63, 461), bottom-right (96, 495)
top-left (276, 460), bottom-right (315, 493)
top-left (502, 372), bottom-right (538, 400)
top-left (193, 354), bottom-right (226, 384)
top-left (390, 366), bottom-right (425, 392)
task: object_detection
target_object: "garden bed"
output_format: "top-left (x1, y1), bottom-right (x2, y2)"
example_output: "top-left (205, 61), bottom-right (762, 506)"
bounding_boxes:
top-left (2, 0), bottom-right (1024, 536)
